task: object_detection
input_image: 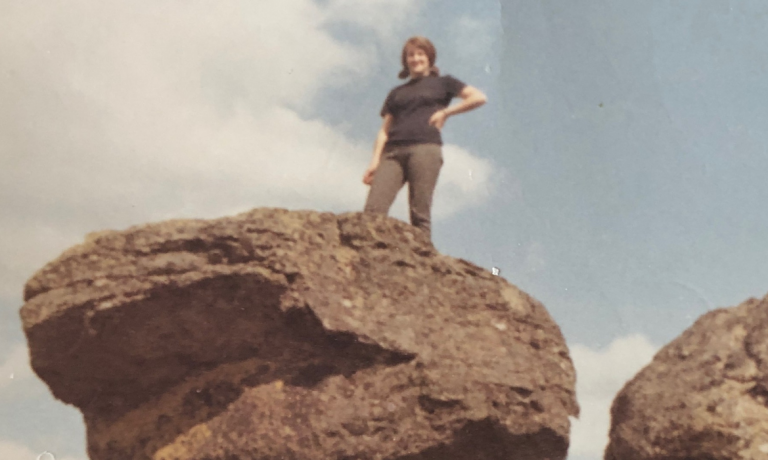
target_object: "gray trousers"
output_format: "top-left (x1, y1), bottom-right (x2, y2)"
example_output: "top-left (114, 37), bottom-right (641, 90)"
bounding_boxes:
top-left (364, 143), bottom-right (443, 239)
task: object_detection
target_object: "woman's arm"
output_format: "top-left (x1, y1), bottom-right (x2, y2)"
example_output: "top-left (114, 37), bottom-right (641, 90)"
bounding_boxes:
top-left (429, 85), bottom-right (487, 130)
top-left (363, 114), bottom-right (393, 185)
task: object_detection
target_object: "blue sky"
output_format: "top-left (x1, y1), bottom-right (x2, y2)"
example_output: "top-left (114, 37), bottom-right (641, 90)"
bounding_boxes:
top-left (490, 1), bottom-right (768, 351)
top-left (2, 1), bottom-right (767, 459)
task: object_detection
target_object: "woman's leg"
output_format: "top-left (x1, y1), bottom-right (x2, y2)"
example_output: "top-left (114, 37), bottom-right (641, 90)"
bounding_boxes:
top-left (364, 149), bottom-right (406, 216)
top-left (406, 144), bottom-right (443, 239)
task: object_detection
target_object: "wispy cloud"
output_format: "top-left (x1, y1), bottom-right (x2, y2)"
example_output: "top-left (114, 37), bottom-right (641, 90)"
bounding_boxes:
top-left (0, 0), bottom-right (494, 298)
top-left (569, 334), bottom-right (658, 458)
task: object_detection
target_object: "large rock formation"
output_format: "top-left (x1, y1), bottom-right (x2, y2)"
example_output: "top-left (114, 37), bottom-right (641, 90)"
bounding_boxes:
top-left (21, 209), bottom-right (577, 460)
top-left (606, 295), bottom-right (768, 460)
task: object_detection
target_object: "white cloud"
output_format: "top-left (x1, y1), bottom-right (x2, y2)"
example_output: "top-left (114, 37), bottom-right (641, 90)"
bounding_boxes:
top-left (569, 334), bottom-right (658, 458)
top-left (0, 441), bottom-right (83, 460)
top-left (0, 0), bottom-right (495, 297)
top-left (1, 0), bottom-right (369, 207)
top-left (0, 344), bottom-right (34, 394)
top-left (433, 143), bottom-right (495, 218)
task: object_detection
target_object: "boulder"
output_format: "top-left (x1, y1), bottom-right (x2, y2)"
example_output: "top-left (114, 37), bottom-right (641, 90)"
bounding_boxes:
top-left (21, 209), bottom-right (577, 460)
top-left (606, 295), bottom-right (768, 460)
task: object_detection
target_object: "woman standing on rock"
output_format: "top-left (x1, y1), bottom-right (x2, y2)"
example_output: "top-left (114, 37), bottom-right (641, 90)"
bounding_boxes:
top-left (362, 36), bottom-right (487, 241)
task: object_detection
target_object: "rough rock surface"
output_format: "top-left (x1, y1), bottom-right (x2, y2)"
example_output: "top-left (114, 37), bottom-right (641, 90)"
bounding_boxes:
top-left (605, 295), bottom-right (768, 460)
top-left (21, 209), bottom-right (577, 460)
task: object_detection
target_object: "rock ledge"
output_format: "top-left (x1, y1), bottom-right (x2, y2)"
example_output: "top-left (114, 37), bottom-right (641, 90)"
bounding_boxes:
top-left (22, 209), bottom-right (577, 460)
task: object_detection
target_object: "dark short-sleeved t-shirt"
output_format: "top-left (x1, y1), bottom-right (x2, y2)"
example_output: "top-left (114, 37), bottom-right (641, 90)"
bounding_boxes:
top-left (380, 74), bottom-right (466, 149)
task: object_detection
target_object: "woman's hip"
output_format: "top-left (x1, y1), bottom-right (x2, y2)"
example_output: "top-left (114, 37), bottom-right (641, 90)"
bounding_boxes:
top-left (384, 143), bottom-right (443, 160)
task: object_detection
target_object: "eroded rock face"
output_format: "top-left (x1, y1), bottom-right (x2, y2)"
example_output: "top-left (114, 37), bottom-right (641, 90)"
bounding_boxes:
top-left (21, 209), bottom-right (577, 460)
top-left (605, 295), bottom-right (768, 460)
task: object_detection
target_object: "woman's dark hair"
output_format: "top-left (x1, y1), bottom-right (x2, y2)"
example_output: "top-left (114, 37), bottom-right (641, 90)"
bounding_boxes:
top-left (398, 36), bottom-right (440, 79)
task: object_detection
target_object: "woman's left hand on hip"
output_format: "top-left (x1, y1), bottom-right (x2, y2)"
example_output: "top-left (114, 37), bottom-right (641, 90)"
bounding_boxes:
top-left (428, 110), bottom-right (447, 131)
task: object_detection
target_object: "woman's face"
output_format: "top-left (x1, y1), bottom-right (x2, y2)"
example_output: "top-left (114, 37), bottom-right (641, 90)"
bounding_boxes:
top-left (405, 45), bottom-right (430, 77)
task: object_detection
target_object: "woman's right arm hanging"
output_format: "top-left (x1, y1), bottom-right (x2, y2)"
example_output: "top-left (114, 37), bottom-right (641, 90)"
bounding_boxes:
top-left (363, 114), bottom-right (393, 185)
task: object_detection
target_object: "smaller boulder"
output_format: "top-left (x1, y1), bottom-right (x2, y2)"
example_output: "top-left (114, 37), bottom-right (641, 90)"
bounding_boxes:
top-left (606, 295), bottom-right (768, 460)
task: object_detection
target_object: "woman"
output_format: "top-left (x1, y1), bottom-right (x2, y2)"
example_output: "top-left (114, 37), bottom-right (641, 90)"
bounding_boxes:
top-left (362, 36), bottom-right (487, 241)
